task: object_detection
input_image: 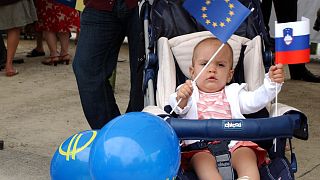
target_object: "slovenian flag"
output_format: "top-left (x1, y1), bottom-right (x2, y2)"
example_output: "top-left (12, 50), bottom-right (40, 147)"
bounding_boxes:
top-left (275, 17), bottom-right (310, 64)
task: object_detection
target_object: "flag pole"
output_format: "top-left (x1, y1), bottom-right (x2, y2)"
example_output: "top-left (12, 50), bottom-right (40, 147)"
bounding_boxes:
top-left (273, 64), bottom-right (279, 152)
top-left (275, 85), bottom-right (278, 116)
top-left (170, 43), bottom-right (225, 115)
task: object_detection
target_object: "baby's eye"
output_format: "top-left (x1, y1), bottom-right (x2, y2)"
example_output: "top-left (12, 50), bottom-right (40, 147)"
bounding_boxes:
top-left (200, 62), bottom-right (207, 66)
top-left (218, 63), bottom-right (225, 67)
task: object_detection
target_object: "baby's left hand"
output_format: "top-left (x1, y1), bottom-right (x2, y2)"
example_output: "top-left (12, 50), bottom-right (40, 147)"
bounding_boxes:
top-left (269, 63), bottom-right (285, 83)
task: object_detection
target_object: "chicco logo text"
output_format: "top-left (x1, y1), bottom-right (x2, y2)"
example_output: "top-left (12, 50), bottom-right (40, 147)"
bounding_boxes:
top-left (223, 120), bottom-right (243, 130)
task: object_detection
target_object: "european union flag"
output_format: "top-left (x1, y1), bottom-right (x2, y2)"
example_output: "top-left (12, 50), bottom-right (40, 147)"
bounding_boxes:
top-left (183, 0), bottom-right (251, 43)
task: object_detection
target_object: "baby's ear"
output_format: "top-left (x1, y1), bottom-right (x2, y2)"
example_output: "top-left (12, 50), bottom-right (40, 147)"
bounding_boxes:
top-left (189, 66), bottom-right (195, 78)
top-left (227, 69), bottom-right (234, 83)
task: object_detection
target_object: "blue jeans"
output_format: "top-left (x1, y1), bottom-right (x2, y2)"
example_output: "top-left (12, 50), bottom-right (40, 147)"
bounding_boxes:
top-left (73, 2), bottom-right (143, 129)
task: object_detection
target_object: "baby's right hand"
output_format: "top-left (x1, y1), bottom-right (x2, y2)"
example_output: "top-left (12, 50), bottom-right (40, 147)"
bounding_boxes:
top-left (177, 80), bottom-right (193, 100)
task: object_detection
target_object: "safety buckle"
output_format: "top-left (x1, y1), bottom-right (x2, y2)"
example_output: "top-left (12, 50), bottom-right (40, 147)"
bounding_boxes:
top-left (208, 141), bottom-right (234, 180)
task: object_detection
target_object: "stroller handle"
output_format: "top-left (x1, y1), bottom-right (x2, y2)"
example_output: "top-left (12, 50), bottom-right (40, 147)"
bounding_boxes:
top-left (166, 114), bottom-right (303, 141)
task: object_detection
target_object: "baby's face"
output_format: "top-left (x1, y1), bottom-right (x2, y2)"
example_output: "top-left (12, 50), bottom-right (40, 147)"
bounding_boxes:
top-left (190, 41), bottom-right (233, 93)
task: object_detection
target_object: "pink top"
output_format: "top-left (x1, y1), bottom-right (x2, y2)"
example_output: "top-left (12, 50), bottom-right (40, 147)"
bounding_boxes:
top-left (197, 89), bottom-right (232, 120)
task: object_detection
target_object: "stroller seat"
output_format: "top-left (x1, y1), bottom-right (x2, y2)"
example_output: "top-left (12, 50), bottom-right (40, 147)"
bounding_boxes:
top-left (156, 31), bottom-right (265, 110)
top-left (143, 30), bottom-right (308, 179)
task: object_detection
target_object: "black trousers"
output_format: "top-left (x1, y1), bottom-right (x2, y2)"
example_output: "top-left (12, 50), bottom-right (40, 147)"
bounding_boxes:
top-left (261, 0), bottom-right (306, 79)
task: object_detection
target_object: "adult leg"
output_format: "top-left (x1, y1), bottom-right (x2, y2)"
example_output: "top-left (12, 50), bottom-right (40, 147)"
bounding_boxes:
top-left (125, 6), bottom-right (144, 112)
top-left (57, 32), bottom-right (71, 64)
top-left (190, 152), bottom-right (222, 180)
top-left (26, 31), bottom-right (45, 57)
top-left (34, 31), bottom-right (44, 53)
top-left (272, 0), bottom-right (297, 24)
top-left (260, 0), bottom-right (272, 32)
top-left (42, 31), bottom-right (59, 64)
top-left (231, 147), bottom-right (259, 180)
top-left (5, 27), bottom-right (20, 76)
top-left (273, 0), bottom-right (320, 82)
top-left (73, 7), bottom-right (124, 129)
top-left (314, 8), bottom-right (320, 31)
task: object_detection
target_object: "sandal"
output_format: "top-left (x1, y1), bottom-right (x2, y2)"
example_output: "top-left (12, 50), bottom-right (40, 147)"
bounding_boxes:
top-left (26, 49), bottom-right (45, 57)
top-left (41, 56), bottom-right (60, 66)
top-left (6, 69), bottom-right (19, 77)
top-left (59, 54), bottom-right (72, 65)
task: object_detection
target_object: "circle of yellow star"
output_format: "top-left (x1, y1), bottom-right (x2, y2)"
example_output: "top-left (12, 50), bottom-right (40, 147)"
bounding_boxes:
top-left (201, 0), bottom-right (236, 29)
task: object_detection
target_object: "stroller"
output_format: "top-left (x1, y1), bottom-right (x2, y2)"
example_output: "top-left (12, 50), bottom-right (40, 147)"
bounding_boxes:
top-left (139, 0), bottom-right (308, 179)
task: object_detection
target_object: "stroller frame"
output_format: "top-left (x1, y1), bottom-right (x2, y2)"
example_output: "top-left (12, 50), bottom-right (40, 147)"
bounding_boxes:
top-left (139, 0), bottom-right (308, 179)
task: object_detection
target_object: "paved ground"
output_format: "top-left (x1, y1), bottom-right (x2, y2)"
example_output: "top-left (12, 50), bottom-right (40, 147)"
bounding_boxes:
top-left (0, 38), bottom-right (319, 179)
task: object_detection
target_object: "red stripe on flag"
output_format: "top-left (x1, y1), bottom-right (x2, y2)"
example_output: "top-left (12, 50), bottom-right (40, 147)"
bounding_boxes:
top-left (275, 49), bottom-right (310, 64)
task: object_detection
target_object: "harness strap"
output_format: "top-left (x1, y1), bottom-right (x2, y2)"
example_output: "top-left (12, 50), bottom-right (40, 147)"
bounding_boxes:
top-left (180, 140), bottom-right (208, 152)
top-left (208, 141), bottom-right (234, 180)
top-left (181, 140), bottom-right (234, 179)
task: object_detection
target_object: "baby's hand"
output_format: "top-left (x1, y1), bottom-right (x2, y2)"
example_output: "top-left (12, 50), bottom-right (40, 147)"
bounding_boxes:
top-left (269, 63), bottom-right (285, 83)
top-left (177, 80), bottom-right (193, 101)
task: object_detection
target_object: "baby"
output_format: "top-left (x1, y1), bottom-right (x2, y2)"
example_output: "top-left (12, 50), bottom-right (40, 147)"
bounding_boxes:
top-left (169, 37), bottom-right (285, 180)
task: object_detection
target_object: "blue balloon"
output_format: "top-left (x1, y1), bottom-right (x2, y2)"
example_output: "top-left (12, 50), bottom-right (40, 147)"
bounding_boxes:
top-left (89, 112), bottom-right (180, 180)
top-left (50, 130), bottom-right (99, 180)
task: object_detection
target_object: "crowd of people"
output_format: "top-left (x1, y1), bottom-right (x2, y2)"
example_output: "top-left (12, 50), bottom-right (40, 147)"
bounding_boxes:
top-left (0, 0), bottom-right (80, 74)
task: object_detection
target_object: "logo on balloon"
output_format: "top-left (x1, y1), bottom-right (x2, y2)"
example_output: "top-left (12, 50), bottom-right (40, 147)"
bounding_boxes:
top-left (58, 130), bottom-right (97, 161)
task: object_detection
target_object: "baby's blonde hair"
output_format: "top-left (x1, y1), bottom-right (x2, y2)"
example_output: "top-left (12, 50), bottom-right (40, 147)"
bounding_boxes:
top-left (192, 37), bottom-right (233, 69)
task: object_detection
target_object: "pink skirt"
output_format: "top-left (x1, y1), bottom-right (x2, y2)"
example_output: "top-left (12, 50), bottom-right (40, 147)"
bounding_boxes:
top-left (229, 141), bottom-right (267, 167)
top-left (181, 141), bottom-right (267, 171)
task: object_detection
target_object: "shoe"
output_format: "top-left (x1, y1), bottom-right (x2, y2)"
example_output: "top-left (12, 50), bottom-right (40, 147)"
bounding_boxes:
top-left (301, 70), bottom-right (320, 83)
top-left (291, 69), bottom-right (320, 83)
top-left (41, 56), bottom-right (60, 66)
top-left (13, 58), bottom-right (24, 64)
top-left (59, 54), bottom-right (71, 65)
top-left (6, 69), bottom-right (19, 77)
top-left (26, 49), bottom-right (45, 57)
